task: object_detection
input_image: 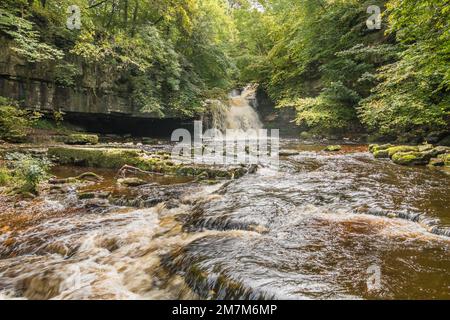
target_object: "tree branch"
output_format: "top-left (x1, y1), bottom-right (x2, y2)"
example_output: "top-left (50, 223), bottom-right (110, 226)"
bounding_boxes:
top-left (88, 0), bottom-right (110, 9)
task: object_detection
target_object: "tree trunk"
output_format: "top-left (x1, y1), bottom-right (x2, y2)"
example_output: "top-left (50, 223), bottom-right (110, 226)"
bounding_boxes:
top-left (123, 0), bottom-right (128, 30)
top-left (131, 0), bottom-right (139, 37)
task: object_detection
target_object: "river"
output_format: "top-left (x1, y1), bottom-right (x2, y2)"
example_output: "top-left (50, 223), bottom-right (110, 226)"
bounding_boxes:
top-left (0, 87), bottom-right (449, 300)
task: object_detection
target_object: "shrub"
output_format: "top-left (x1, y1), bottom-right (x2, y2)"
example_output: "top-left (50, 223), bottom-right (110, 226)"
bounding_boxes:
top-left (5, 153), bottom-right (51, 194)
top-left (0, 97), bottom-right (41, 142)
top-left (0, 166), bottom-right (11, 186)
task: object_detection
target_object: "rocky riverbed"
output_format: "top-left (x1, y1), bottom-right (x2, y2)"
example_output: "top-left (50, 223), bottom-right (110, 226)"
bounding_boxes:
top-left (0, 139), bottom-right (449, 300)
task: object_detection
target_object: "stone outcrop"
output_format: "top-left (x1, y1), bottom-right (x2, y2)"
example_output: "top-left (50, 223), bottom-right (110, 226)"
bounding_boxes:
top-left (47, 147), bottom-right (255, 180)
top-left (369, 143), bottom-right (450, 168)
top-left (0, 37), bottom-right (189, 135)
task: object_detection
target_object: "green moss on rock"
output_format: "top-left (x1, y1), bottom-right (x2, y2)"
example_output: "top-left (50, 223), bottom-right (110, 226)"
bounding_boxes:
top-left (48, 147), bottom-right (145, 169)
top-left (47, 147), bottom-right (252, 180)
top-left (324, 145), bottom-right (342, 152)
top-left (438, 153), bottom-right (450, 166)
top-left (418, 144), bottom-right (434, 152)
top-left (391, 152), bottom-right (429, 166)
top-left (369, 144), bottom-right (393, 153)
top-left (64, 134), bottom-right (99, 145)
top-left (387, 146), bottom-right (418, 158)
top-left (373, 149), bottom-right (389, 158)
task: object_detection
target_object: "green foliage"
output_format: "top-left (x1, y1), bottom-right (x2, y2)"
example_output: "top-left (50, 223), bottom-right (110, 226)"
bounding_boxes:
top-left (54, 63), bottom-right (81, 87)
top-left (5, 153), bottom-right (51, 194)
top-left (234, 0), bottom-right (392, 133)
top-left (0, 97), bottom-right (41, 142)
top-left (0, 7), bottom-right (63, 62)
top-left (0, 166), bottom-right (12, 186)
top-left (233, 0), bottom-right (449, 140)
top-left (1, 0), bottom-right (237, 118)
top-left (359, 0), bottom-right (450, 140)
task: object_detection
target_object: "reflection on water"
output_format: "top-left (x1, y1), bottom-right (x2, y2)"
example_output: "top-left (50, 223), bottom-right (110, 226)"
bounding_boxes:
top-left (0, 142), bottom-right (449, 299)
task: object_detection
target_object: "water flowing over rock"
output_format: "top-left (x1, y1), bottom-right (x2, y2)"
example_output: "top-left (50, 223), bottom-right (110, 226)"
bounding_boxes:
top-left (204, 84), bottom-right (263, 136)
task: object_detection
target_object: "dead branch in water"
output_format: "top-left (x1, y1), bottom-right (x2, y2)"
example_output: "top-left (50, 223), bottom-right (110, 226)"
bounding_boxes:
top-left (116, 165), bottom-right (165, 178)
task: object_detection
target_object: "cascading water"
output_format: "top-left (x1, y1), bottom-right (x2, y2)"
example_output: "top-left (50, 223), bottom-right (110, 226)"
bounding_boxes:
top-left (203, 84), bottom-right (263, 136)
top-left (225, 85), bottom-right (263, 132)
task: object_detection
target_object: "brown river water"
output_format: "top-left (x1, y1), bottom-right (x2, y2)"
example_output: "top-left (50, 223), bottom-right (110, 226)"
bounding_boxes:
top-left (0, 141), bottom-right (449, 300)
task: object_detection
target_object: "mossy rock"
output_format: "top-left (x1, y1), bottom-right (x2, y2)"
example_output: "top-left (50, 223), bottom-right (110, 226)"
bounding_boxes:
top-left (418, 144), bottom-right (434, 152)
top-left (78, 192), bottom-right (97, 200)
top-left (324, 145), bottom-right (342, 152)
top-left (373, 149), bottom-right (389, 158)
top-left (428, 158), bottom-right (445, 167)
top-left (438, 153), bottom-right (450, 166)
top-left (369, 144), bottom-right (393, 153)
top-left (48, 147), bottom-right (146, 169)
top-left (391, 152), bottom-right (429, 166)
top-left (47, 147), bottom-right (249, 180)
top-left (64, 134), bottom-right (99, 145)
top-left (368, 144), bottom-right (378, 152)
top-left (386, 146), bottom-right (418, 158)
top-left (421, 146), bottom-right (450, 160)
top-left (299, 131), bottom-right (312, 140)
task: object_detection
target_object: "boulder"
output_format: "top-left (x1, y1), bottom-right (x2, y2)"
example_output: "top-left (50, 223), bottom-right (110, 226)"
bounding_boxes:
top-left (369, 144), bottom-right (393, 153)
top-left (373, 149), bottom-right (389, 158)
top-left (418, 144), bottom-right (434, 152)
top-left (391, 152), bottom-right (429, 166)
top-left (438, 153), bottom-right (450, 166)
top-left (386, 146), bottom-right (418, 158)
top-left (299, 132), bottom-right (312, 140)
top-left (64, 134), bottom-right (99, 145)
top-left (48, 147), bottom-right (256, 180)
top-left (421, 146), bottom-right (450, 160)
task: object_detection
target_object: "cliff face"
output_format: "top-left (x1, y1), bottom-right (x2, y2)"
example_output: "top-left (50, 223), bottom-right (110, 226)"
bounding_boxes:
top-left (0, 37), bottom-right (196, 136)
top-left (0, 37), bottom-right (153, 119)
top-left (255, 88), bottom-right (301, 137)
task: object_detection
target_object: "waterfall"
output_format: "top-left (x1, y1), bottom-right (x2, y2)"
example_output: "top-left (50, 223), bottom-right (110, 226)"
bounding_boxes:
top-left (202, 84), bottom-right (263, 141)
top-left (225, 84), bottom-right (263, 132)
